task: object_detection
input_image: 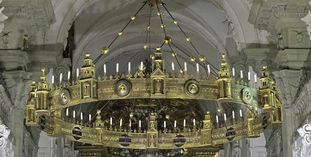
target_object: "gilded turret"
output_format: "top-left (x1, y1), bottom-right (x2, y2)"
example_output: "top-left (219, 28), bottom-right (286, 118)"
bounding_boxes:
top-left (79, 54), bottom-right (98, 99)
top-left (80, 54), bottom-right (96, 79)
top-left (26, 81), bottom-right (38, 126)
top-left (95, 110), bottom-right (103, 128)
top-left (217, 54), bottom-right (232, 99)
top-left (201, 112), bottom-right (212, 145)
top-left (247, 110), bottom-right (260, 138)
top-left (147, 112), bottom-right (158, 149)
top-left (150, 49), bottom-right (166, 95)
top-left (36, 69), bottom-right (50, 111)
top-left (258, 66), bottom-right (282, 124)
top-left (259, 66), bottom-right (274, 111)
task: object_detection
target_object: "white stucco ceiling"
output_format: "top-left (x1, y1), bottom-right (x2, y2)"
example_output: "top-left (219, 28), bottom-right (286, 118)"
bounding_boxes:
top-left (46, 0), bottom-right (267, 73)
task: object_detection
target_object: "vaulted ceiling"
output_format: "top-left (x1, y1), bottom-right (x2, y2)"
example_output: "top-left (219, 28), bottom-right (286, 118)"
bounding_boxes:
top-left (47, 0), bottom-right (267, 74)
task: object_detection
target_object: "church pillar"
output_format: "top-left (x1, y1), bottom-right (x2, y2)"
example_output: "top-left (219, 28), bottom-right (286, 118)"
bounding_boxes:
top-left (246, 1), bottom-right (311, 156)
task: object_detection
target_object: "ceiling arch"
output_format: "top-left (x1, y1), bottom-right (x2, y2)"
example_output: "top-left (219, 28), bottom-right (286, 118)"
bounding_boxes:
top-left (46, 0), bottom-right (266, 72)
top-left (69, 0), bottom-right (230, 70)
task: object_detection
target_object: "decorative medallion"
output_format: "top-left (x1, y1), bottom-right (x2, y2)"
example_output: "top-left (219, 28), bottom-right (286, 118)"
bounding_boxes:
top-left (185, 80), bottom-right (200, 96)
top-left (39, 115), bottom-right (47, 130)
top-left (173, 135), bottom-right (186, 147)
top-left (114, 79), bottom-right (132, 97)
top-left (59, 89), bottom-right (71, 105)
top-left (240, 87), bottom-right (253, 104)
top-left (119, 134), bottom-right (131, 147)
top-left (226, 127), bottom-right (236, 141)
top-left (72, 127), bottom-right (82, 141)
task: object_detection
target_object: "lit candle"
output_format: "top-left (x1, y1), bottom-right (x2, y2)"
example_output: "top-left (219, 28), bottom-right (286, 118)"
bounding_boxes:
top-left (80, 112), bottom-right (83, 121)
top-left (128, 62), bottom-right (131, 73)
top-left (232, 111), bottom-right (235, 119)
top-left (110, 117), bottom-right (112, 126)
top-left (52, 75), bottom-right (54, 84)
top-left (184, 62), bottom-right (187, 72)
top-left (116, 63), bottom-right (119, 73)
top-left (240, 110), bottom-right (243, 117)
top-left (196, 63), bottom-right (199, 73)
top-left (240, 70), bottom-right (243, 79)
top-left (120, 118), bottom-right (123, 127)
top-left (139, 120), bottom-right (141, 128)
top-left (171, 62), bottom-right (175, 71)
top-left (68, 71), bottom-right (71, 80)
top-left (248, 71), bottom-right (251, 81)
top-left (129, 120), bottom-right (132, 127)
top-left (104, 64), bottom-right (107, 75)
top-left (224, 113), bottom-right (227, 121)
top-left (207, 64), bottom-right (211, 74)
top-left (73, 110), bottom-right (76, 119)
top-left (66, 108), bottom-right (69, 116)
top-left (174, 120), bottom-right (177, 128)
top-left (89, 114), bottom-right (91, 122)
top-left (76, 68), bottom-right (79, 79)
top-left (140, 62), bottom-right (143, 70)
top-left (232, 68), bottom-right (235, 77)
top-left (164, 121), bottom-right (166, 128)
top-left (60, 73), bottom-right (63, 83)
top-left (183, 119), bottom-right (186, 127)
top-left (193, 119), bottom-right (196, 126)
top-left (216, 115), bottom-right (219, 123)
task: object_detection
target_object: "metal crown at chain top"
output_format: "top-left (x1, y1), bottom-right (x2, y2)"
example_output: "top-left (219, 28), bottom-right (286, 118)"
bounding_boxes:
top-left (25, 0), bottom-right (283, 153)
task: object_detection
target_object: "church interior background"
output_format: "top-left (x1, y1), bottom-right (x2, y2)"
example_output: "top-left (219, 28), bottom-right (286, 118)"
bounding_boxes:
top-left (0, 0), bottom-right (311, 157)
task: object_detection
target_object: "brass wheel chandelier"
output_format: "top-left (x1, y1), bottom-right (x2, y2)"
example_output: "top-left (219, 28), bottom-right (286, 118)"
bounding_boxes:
top-left (26, 0), bottom-right (283, 156)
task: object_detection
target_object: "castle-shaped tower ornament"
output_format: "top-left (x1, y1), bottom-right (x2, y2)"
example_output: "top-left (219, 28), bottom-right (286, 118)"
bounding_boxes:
top-left (217, 54), bottom-right (232, 99)
top-left (79, 54), bottom-right (98, 99)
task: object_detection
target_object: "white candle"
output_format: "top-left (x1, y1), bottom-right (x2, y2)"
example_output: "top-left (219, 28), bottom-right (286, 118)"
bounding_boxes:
top-left (171, 62), bottom-right (175, 71)
top-left (104, 64), bottom-right (107, 74)
top-left (164, 121), bottom-right (166, 128)
top-left (120, 119), bottom-right (123, 127)
top-left (76, 68), bottom-right (79, 79)
top-left (184, 62), bottom-right (187, 72)
top-left (73, 110), bottom-right (76, 119)
top-left (183, 119), bottom-right (186, 127)
top-left (174, 120), bottom-right (177, 128)
top-left (89, 114), bottom-right (91, 122)
top-left (196, 63), bottom-right (199, 73)
top-left (34, 88), bottom-right (37, 97)
top-left (128, 62), bottom-right (131, 73)
top-left (129, 120), bottom-right (132, 127)
top-left (207, 64), bottom-right (211, 74)
top-left (232, 68), bottom-right (235, 77)
top-left (248, 71), bottom-right (251, 80)
top-left (254, 74), bottom-right (257, 83)
top-left (240, 110), bottom-right (243, 117)
top-left (232, 111), bottom-right (235, 119)
top-left (68, 71), bottom-right (71, 80)
top-left (110, 117), bottom-right (112, 125)
top-left (116, 63), bottom-right (119, 73)
top-left (224, 113), bottom-right (227, 121)
top-left (139, 120), bottom-right (141, 128)
top-left (240, 70), bottom-right (243, 79)
top-left (52, 75), bottom-right (54, 84)
top-left (140, 62), bottom-right (143, 70)
top-left (60, 73), bottom-right (63, 83)
top-left (193, 119), bottom-right (196, 126)
top-left (66, 108), bottom-right (69, 116)
top-left (216, 115), bottom-right (219, 123)
top-left (80, 112), bottom-right (83, 120)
